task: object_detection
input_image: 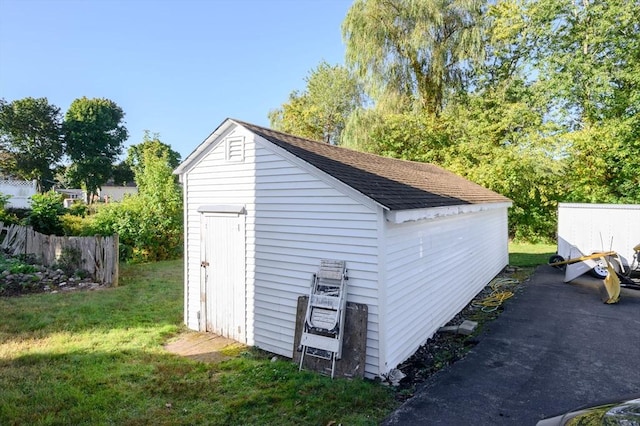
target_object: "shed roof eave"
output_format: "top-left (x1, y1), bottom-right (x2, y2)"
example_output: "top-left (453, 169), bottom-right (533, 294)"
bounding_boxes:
top-left (386, 201), bottom-right (512, 224)
top-left (173, 118), bottom-right (235, 176)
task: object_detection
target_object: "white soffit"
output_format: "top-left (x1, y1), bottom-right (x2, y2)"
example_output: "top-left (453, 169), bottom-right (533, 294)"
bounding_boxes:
top-left (386, 202), bottom-right (512, 224)
top-left (197, 205), bottom-right (246, 214)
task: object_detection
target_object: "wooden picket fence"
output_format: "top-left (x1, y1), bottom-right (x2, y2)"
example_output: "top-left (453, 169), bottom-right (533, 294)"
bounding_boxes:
top-left (0, 223), bottom-right (119, 286)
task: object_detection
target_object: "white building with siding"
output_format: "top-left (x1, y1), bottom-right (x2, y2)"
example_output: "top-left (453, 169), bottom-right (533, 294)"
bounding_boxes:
top-left (557, 203), bottom-right (640, 269)
top-left (174, 119), bottom-right (512, 379)
top-left (99, 184), bottom-right (138, 202)
top-left (0, 179), bottom-right (36, 208)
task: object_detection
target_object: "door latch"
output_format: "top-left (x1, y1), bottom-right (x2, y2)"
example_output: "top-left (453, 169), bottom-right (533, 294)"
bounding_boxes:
top-left (201, 261), bottom-right (209, 267)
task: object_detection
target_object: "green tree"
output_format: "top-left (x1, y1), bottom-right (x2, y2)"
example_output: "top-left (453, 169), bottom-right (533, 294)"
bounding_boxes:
top-left (340, 0), bottom-right (639, 241)
top-left (342, 0), bottom-right (486, 115)
top-left (492, 0), bottom-right (640, 204)
top-left (92, 134), bottom-right (183, 262)
top-left (535, 0), bottom-right (640, 126)
top-left (269, 62), bottom-right (363, 144)
top-left (442, 86), bottom-right (565, 241)
top-left (111, 161), bottom-right (135, 186)
top-left (0, 192), bottom-right (19, 225)
top-left (63, 97), bottom-right (128, 202)
top-left (345, 111), bottom-right (451, 163)
top-left (126, 131), bottom-right (181, 175)
top-left (0, 97), bottom-right (63, 191)
top-left (341, 90), bottom-right (416, 152)
top-left (132, 138), bottom-right (182, 205)
top-left (562, 116), bottom-right (640, 204)
top-left (536, 0), bottom-right (640, 203)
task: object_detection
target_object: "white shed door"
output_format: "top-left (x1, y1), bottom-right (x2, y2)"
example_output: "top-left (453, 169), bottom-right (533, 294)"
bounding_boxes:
top-left (200, 212), bottom-right (246, 342)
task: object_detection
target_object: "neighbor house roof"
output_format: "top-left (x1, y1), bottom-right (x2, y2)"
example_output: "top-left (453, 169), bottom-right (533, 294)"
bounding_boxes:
top-left (233, 120), bottom-right (510, 211)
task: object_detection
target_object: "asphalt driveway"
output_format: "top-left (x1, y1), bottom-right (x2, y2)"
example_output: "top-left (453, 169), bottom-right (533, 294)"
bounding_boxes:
top-left (383, 265), bottom-right (640, 425)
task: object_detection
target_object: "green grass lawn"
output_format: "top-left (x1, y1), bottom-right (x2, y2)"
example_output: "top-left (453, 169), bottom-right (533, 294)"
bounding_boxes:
top-left (509, 241), bottom-right (557, 268)
top-left (0, 259), bottom-right (396, 425)
top-left (1, 243), bottom-right (555, 425)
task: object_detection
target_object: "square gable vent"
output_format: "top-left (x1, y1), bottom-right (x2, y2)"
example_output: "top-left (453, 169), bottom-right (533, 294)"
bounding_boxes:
top-left (225, 136), bottom-right (244, 162)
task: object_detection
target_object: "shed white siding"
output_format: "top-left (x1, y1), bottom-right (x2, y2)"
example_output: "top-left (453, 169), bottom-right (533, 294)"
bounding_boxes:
top-left (558, 203), bottom-right (640, 268)
top-left (182, 124), bottom-right (384, 376)
top-left (252, 140), bottom-right (382, 376)
top-left (382, 207), bottom-right (509, 370)
top-left (182, 125), bottom-right (257, 339)
top-left (179, 119), bottom-right (512, 380)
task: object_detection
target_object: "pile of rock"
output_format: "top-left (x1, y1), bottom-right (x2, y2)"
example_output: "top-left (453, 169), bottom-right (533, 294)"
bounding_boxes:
top-left (1, 264), bottom-right (103, 297)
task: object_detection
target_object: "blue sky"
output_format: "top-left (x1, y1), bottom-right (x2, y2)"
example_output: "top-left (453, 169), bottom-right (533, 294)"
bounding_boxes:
top-left (0, 0), bottom-right (352, 160)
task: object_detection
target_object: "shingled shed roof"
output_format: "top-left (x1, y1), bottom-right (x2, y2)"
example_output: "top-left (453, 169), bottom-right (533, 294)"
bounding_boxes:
top-left (233, 120), bottom-right (510, 211)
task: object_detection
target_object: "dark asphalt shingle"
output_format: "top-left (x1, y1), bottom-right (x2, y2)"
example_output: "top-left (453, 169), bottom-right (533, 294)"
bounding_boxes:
top-left (235, 120), bottom-right (511, 211)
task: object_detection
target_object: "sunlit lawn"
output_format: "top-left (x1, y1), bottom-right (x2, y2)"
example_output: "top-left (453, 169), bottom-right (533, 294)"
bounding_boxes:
top-left (1, 243), bottom-right (556, 424)
top-left (509, 241), bottom-right (557, 268)
top-left (0, 259), bottom-right (396, 425)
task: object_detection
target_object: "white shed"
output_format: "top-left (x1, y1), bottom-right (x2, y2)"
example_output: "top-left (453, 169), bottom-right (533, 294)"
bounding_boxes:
top-left (557, 203), bottom-right (640, 269)
top-left (174, 119), bottom-right (512, 378)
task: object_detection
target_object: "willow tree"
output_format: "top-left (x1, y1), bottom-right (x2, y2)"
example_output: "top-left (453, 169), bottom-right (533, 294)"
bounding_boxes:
top-left (342, 0), bottom-right (486, 116)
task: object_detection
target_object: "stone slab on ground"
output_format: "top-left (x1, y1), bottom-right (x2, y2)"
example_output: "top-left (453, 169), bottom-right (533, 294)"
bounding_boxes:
top-left (164, 332), bottom-right (245, 363)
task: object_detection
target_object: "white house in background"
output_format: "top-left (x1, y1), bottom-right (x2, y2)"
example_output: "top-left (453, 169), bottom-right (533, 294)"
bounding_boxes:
top-left (174, 119), bottom-right (512, 379)
top-left (55, 184), bottom-right (138, 206)
top-left (99, 183), bottom-right (137, 202)
top-left (0, 179), bottom-right (37, 209)
top-left (55, 188), bottom-right (85, 208)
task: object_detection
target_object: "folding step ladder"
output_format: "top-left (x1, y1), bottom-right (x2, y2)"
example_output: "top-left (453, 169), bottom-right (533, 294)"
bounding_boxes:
top-left (298, 259), bottom-right (348, 378)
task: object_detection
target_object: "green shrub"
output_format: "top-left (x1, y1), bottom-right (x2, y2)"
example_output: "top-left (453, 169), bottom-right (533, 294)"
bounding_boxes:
top-left (0, 193), bottom-right (19, 225)
top-left (0, 253), bottom-right (37, 274)
top-left (0, 192), bottom-right (10, 211)
top-left (90, 195), bottom-right (182, 263)
top-left (66, 201), bottom-right (88, 217)
top-left (60, 213), bottom-right (94, 236)
top-left (28, 191), bottom-right (65, 235)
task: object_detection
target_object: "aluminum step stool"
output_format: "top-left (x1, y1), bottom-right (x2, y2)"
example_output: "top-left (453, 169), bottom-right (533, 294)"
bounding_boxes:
top-left (298, 259), bottom-right (348, 378)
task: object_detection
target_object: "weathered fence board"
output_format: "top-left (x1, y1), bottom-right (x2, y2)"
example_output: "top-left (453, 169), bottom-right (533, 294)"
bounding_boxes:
top-left (0, 223), bottom-right (119, 286)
